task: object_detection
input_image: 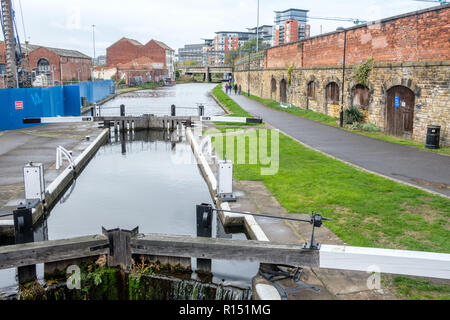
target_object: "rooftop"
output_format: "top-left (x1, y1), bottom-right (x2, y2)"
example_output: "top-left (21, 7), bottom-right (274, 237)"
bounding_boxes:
top-left (21, 43), bottom-right (91, 59)
top-left (274, 8), bottom-right (309, 13)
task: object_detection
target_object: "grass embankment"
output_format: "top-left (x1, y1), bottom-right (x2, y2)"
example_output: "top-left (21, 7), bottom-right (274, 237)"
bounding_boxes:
top-left (210, 127), bottom-right (450, 299)
top-left (386, 276), bottom-right (450, 300)
top-left (211, 84), bottom-right (260, 127)
top-left (139, 82), bottom-right (164, 90)
top-left (246, 94), bottom-right (450, 156)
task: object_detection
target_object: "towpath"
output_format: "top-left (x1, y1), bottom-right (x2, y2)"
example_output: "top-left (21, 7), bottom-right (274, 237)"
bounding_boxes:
top-left (224, 86), bottom-right (450, 197)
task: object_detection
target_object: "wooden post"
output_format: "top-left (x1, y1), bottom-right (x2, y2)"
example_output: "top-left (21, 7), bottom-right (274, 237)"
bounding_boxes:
top-left (13, 204), bottom-right (37, 284)
top-left (102, 227), bottom-right (138, 271)
top-left (196, 204), bottom-right (213, 275)
top-left (198, 105), bottom-right (205, 117)
top-left (121, 130), bottom-right (126, 155)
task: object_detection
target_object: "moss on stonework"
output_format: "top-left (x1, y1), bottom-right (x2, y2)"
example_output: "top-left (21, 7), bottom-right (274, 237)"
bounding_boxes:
top-left (19, 281), bottom-right (46, 301)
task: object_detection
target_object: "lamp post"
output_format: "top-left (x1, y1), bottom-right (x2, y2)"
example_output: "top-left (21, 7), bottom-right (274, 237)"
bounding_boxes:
top-left (256, 0), bottom-right (260, 52)
top-left (340, 29), bottom-right (347, 128)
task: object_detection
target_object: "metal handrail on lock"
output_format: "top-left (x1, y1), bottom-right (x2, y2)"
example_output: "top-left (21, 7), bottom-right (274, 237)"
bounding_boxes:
top-left (56, 146), bottom-right (75, 170)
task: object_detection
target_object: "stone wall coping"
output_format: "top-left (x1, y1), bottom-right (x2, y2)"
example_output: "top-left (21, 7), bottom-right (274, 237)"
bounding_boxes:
top-left (235, 60), bottom-right (450, 72)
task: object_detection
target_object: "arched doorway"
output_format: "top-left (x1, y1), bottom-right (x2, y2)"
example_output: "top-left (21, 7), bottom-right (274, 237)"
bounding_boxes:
top-left (271, 78), bottom-right (277, 100)
top-left (352, 84), bottom-right (370, 109)
top-left (386, 86), bottom-right (415, 137)
top-left (326, 82), bottom-right (340, 104)
top-left (280, 79), bottom-right (287, 103)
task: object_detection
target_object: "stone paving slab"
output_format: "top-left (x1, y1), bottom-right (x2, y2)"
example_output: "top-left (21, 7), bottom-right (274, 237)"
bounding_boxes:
top-left (0, 123), bottom-right (105, 231)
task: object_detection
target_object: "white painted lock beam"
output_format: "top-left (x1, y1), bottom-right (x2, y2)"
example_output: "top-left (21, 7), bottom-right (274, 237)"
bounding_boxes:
top-left (200, 116), bottom-right (262, 124)
top-left (23, 116), bottom-right (95, 124)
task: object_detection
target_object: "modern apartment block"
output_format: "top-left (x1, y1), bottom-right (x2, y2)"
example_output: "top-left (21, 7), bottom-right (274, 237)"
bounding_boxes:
top-left (273, 9), bottom-right (309, 46)
top-left (247, 25), bottom-right (274, 46)
top-left (177, 38), bottom-right (216, 66)
top-left (213, 31), bottom-right (256, 65)
top-left (178, 43), bottom-right (204, 65)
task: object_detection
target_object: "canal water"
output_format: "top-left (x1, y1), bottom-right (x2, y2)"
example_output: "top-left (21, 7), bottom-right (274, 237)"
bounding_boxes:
top-left (0, 84), bottom-right (258, 298)
top-left (101, 83), bottom-right (225, 117)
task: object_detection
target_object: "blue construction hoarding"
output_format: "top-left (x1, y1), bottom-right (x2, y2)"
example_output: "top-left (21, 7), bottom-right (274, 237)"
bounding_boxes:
top-left (0, 80), bottom-right (114, 131)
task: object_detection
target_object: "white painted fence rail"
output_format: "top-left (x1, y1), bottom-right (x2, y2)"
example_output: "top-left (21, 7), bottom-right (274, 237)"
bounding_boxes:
top-left (320, 245), bottom-right (450, 280)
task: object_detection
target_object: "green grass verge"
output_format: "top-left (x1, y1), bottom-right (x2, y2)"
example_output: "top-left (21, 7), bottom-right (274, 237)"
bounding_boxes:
top-left (211, 84), bottom-right (261, 127)
top-left (212, 129), bottom-right (450, 253)
top-left (139, 82), bottom-right (164, 90)
top-left (211, 129), bottom-right (450, 299)
top-left (212, 84), bottom-right (253, 118)
top-left (245, 94), bottom-right (450, 156)
top-left (385, 276), bottom-right (450, 300)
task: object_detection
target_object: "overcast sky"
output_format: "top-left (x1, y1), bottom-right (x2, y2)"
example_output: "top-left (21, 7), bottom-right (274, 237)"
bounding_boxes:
top-left (4, 0), bottom-right (439, 57)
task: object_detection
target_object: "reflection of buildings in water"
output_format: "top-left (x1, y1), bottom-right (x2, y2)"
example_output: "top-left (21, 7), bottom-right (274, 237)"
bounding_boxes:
top-left (108, 129), bottom-right (185, 155)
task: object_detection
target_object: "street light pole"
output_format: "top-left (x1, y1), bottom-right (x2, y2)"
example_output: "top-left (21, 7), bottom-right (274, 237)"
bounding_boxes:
top-left (256, 0), bottom-right (260, 52)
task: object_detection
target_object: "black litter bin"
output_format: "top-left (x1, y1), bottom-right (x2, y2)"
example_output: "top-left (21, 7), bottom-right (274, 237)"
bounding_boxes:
top-left (425, 125), bottom-right (441, 149)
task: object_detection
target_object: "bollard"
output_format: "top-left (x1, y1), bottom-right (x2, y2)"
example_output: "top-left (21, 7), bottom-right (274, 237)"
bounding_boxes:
top-left (196, 204), bottom-right (213, 274)
top-left (13, 203), bottom-right (37, 284)
top-left (120, 104), bottom-right (126, 117)
top-left (171, 104), bottom-right (176, 117)
top-left (198, 105), bottom-right (205, 117)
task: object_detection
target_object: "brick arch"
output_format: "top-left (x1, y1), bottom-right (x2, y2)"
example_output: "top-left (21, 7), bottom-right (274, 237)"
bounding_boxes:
top-left (381, 77), bottom-right (421, 103)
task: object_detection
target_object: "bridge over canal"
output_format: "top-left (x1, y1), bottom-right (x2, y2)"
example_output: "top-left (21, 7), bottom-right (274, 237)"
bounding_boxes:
top-left (178, 65), bottom-right (233, 82)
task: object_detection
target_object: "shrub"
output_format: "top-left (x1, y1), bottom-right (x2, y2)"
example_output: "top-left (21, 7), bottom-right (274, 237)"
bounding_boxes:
top-left (361, 122), bottom-right (381, 132)
top-left (353, 57), bottom-right (374, 86)
top-left (344, 106), bottom-right (364, 124)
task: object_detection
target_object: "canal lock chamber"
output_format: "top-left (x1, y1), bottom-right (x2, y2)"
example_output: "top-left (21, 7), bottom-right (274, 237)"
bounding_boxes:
top-left (0, 84), bottom-right (259, 300)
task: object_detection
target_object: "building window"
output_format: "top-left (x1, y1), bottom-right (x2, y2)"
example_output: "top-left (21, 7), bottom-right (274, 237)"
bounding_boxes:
top-left (37, 58), bottom-right (50, 73)
top-left (307, 81), bottom-right (316, 99)
top-left (326, 82), bottom-right (340, 104)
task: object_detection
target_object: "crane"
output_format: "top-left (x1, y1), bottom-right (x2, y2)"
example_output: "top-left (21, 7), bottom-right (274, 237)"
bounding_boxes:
top-left (413, 0), bottom-right (448, 4)
top-left (0, 0), bottom-right (31, 88)
top-left (308, 16), bottom-right (368, 25)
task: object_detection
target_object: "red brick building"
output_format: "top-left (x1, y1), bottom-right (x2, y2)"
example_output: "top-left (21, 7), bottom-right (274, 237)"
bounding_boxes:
top-left (106, 38), bottom-right (175, 82)
top-left (0, 41), bottom-right (92, 87)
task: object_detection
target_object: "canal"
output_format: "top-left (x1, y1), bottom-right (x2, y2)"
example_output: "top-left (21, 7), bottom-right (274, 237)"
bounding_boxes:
top-left (0, 84), bottom-right (259, 299)
top-left (101, 83), bottom-right (225, 117)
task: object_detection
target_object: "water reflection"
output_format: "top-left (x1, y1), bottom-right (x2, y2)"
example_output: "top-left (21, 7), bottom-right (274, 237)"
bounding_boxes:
top-left (43, 130), bottom-right (257, 287)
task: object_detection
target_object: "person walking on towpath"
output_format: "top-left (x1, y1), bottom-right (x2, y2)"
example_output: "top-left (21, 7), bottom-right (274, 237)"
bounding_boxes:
top-left (234, 83), bottom-right (238, 95)
top-left (238, 84), bottom-right (242, 95)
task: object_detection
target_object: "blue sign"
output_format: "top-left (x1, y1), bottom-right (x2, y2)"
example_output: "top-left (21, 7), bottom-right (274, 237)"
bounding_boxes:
top-left (395, 96), bottom-right (400, 109)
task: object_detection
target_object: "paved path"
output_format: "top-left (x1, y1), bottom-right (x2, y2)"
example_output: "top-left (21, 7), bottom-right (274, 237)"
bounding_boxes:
top-left (225, 88), bottom-right (450, 197)
top-left (0, 123), bottom-right (103, 221)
